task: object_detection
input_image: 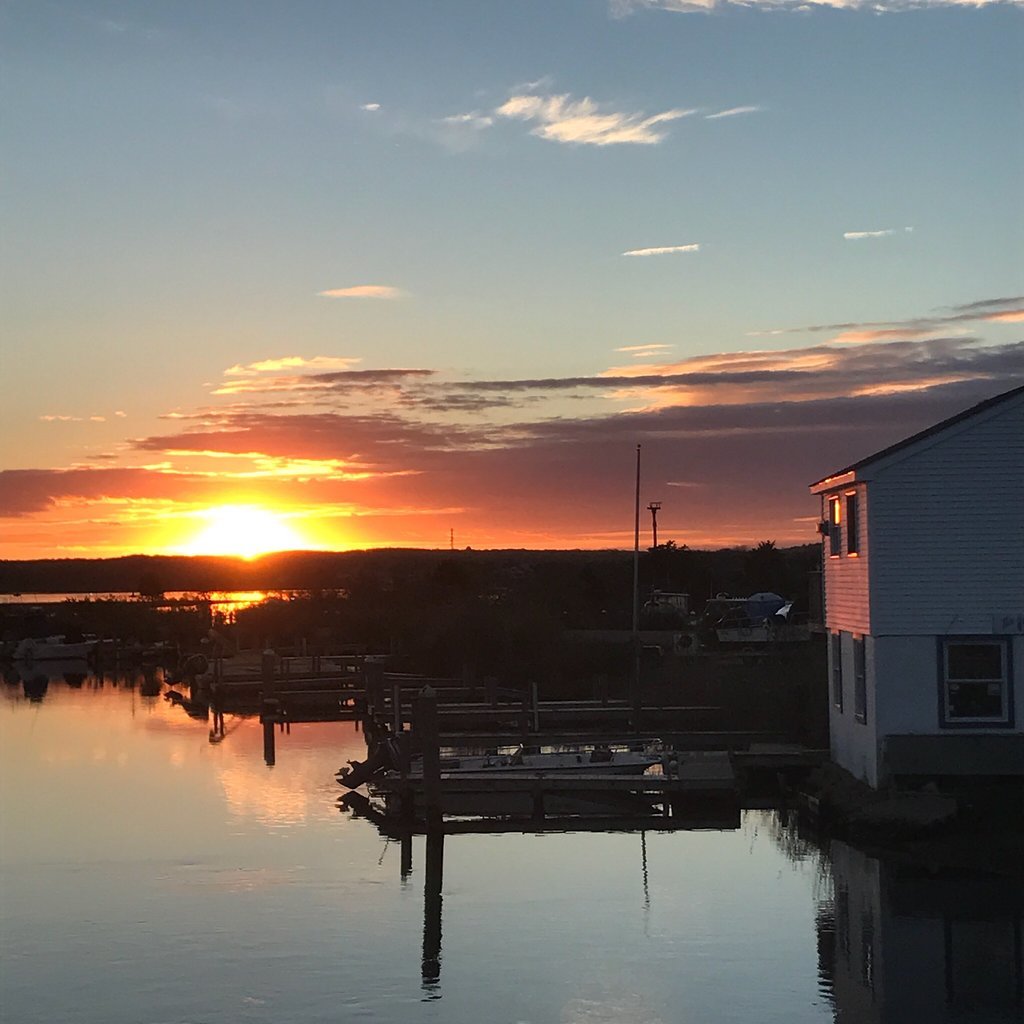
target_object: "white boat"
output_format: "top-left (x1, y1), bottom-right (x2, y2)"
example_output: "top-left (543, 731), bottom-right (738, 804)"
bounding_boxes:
top-left (337, 743), bottom-right (661, 788)
top-left (12, 635), bottom-right (96, 662)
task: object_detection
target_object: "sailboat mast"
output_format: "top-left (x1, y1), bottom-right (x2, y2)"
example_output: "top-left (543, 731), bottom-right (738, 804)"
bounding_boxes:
top-left (632, 443), bottom-right (641, 638)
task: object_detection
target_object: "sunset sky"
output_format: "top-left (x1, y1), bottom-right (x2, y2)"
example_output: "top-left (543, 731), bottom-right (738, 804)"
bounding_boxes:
top-left (2, 0), bottom-right (1022, 559)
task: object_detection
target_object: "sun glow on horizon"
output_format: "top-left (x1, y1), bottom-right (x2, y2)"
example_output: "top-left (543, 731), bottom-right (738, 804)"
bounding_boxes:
top-left (176, 505), bottom-right (317, 559)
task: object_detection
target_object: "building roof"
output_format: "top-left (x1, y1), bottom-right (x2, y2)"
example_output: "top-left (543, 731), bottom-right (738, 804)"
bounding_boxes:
top-left (810, 383), bottom-right (1024, 490)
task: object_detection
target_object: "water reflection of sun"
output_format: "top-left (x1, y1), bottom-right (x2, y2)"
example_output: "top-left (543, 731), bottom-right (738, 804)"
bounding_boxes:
top-left (177, 505), bottom-right (313, 559)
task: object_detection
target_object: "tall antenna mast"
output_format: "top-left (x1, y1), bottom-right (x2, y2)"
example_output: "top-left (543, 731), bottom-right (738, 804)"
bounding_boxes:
top-left (632, 445), bottom-right (641, 640)
top-left (647, 501), bottom-right (661, 549)
top-left (631, 444), bottom-right (642, 713)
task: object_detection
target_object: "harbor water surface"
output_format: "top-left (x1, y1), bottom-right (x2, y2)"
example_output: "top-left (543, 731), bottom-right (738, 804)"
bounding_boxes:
top-left (2, 668), bottom-right (1019, 1023)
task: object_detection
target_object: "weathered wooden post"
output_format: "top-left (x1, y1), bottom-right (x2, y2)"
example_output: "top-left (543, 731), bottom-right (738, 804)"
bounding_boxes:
top-left (364, 659), bottom-right (385, 719)
top-left (531, 780), bottom-right (545, 821)
top-left (415, 686), bottom-right (442, 828)
top-left (395, 730), bottom-right (413, 776)
top-left (392, 682), bottom-right (402, 734)
top-left (395, 729), bottom-right (415, 825)
top-left (261, 648), bottom-right (276, 697)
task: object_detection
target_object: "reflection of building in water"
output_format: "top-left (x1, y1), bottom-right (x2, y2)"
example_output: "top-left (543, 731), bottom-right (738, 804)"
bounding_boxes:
top-left (820, 841), bottom-right (1023, 1022)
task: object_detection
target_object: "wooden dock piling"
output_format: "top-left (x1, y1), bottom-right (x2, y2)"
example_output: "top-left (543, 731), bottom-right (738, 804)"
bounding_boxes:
top-left (415, 686), bottom-right (442, 829)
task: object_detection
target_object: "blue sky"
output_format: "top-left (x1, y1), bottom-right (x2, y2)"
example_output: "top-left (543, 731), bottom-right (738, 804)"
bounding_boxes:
top-left (1, 1), bottom-right (1021, 556)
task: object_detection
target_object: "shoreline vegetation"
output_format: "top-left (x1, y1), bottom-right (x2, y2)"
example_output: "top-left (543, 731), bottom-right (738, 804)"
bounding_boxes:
top-left (0, 544), bottom-right (820, 598)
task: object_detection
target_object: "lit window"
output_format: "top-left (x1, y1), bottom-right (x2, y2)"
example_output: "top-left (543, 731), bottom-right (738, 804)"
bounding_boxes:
top-left (828, 496), bottom-right (842, 556)
top-left (853, 636), bottom-right (867, 723)
top-left (846, 492), bottom-right (859, 555)
top-left (941, 639), bottom-right (1013, 727)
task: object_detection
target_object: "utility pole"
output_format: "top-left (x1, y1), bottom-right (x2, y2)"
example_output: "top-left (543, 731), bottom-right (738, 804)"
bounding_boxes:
top-left (632, 445), bottom-right (641, 640)
top-left (631, 445), bottom-right (642, 728)
top-left (647, 501), bottom-right (661, 549)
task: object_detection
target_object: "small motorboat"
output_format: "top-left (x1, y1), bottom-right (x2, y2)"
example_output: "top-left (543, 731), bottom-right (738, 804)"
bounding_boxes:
top-left (337, 742), bottom-right (661, 789)
top-left (13, 636), bottom-right (97, 663)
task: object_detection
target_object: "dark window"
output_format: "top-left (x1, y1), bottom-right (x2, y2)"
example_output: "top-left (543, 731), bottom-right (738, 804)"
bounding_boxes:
top-left (831, 632), bottom-right (843, 711)
top-left (941, 638), bottom-right (1013, 727)
top-left (828, 496), bottom-right (841, 556)
top-left (853, 636), bottom-right (866, 723)
top-left (846, 493), bottom-right (859, 554)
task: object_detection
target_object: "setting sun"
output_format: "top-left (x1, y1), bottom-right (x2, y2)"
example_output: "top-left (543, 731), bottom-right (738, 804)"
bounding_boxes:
top-left (177, 505), bottom-right (313, 559)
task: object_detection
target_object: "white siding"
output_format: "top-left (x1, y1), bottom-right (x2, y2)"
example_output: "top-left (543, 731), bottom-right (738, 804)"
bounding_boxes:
top-left (821, 483), bottom-right (871, 634)
top-left (866, 397), bottom-right (1024, 636)
top-left (874, 634), bottom-right (1024, 739)
top-left (873, 636), bottom-right (940, 735)
top-left (829, 630), bottom-right (879, 787)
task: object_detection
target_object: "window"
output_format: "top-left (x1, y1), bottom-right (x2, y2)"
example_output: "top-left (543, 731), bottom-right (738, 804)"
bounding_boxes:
top-left (845, 492), bottom-right (859, 555)
top-left (828, 496), bottom-right (842, 556)
top-left (853, 636), bottom-right (866, 723)
top-left (831, 632), bottom-right (843, 711)
top-left (940, 638), bottom-right (1013, 727)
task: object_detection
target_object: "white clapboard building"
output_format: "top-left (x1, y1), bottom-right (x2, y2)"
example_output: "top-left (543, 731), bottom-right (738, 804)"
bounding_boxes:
top-left (810, 385), bottom-right (1024, 788)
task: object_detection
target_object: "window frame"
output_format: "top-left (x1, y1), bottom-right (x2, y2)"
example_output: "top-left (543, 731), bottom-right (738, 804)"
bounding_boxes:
top-left (827, 495), bottom-right (842, 557)
top-left (831, 631), bottom-right (844, 711)
top-left (853, 635), bottom-right (867, 723)
top-left (845, 491), bottom-right (860, 555)
top-left (938, 636), bottom-right (1014, 729)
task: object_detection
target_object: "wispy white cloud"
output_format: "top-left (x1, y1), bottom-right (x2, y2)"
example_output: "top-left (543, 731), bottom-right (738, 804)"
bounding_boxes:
top-left (440, 111), bottom-right (495, 130)
top-left (844, 226), bottom-right (913, 240)
top-left (318, 285), bottom-right (405, 299)
top-left (623, 243), bottom-right (700, 256)
top-left (619, 344), bottom-right (676, 359)
top-left (39, 413), bottom-right (114, 424)
top-left (704, 105), bottom-right (761, 120)
top-left (613, 0), bottom-right (1019, 13)
top-left (497, 93), bottom-right (694, 146)
top-left (361, 103), bottom-right (381, 112)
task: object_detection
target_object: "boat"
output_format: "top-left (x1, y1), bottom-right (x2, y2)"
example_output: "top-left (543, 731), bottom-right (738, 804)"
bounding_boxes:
top-left (701, 593), bottom-right (811, 645)
top-left (12, 635), bottom-right (97, 662)
top-left (337, 741), bottom-right (662, 789)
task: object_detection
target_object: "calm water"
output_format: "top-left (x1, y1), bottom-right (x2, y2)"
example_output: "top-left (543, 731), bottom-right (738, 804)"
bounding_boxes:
top-left (0, 590), bottom-right (287, 613)
top-left (2, 667), bottom-right (1021, 1024)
